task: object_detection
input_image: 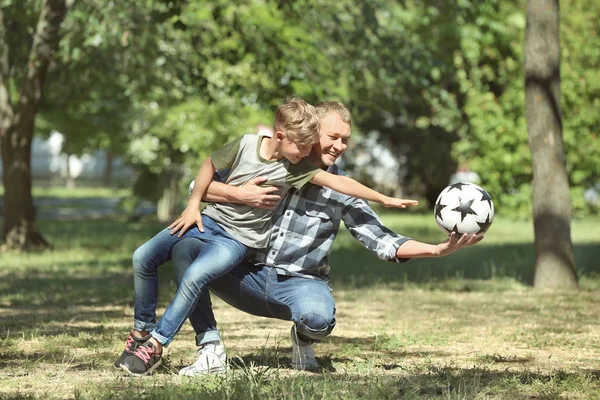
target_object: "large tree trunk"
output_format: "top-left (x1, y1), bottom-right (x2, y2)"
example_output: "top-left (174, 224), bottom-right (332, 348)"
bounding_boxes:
top-left (0, 0), bottom-right (68, 250)
top-left (156, 167), bottom-right (182, 223)
top-left (525, 0), bottom-right (577, 289)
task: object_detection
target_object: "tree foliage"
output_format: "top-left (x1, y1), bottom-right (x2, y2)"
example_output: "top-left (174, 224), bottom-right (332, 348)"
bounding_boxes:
top-left (2, 0), bottom-right (599, 247)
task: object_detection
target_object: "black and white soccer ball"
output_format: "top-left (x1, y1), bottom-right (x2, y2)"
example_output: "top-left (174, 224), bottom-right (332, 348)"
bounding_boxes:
top-left (434, 182), bottom-right (494, 236)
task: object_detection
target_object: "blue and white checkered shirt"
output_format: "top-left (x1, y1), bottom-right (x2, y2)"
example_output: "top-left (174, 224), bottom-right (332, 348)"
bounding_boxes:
top-left (249, 165), bottom-right (412, 280)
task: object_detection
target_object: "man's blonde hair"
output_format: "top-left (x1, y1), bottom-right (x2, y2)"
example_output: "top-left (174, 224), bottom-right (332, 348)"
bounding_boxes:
top-left (274, 97), bottom-right (320, 146)
top-left (314, 101), bottom-right (352, 128)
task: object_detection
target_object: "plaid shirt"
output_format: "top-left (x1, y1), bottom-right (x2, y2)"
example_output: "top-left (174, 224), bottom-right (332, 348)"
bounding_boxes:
top-left (250, 165), bottom-right (412, 281)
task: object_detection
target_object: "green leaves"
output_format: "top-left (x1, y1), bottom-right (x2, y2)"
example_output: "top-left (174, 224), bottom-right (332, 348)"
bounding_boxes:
top-left (5, 0), bottom-right (595, 217)
top-left (450, 0), bottom-right (599, 217)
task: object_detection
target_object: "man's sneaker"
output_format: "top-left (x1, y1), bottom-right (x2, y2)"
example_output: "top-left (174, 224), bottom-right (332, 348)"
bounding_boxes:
top-left (178, 342), bottom-right (227, 376)
top-left (114, 329), bottom-right (151, 368)
top-left (290, 325), bottom-right (319, 370)
top-left (120, 340), bottom-right (162, 376)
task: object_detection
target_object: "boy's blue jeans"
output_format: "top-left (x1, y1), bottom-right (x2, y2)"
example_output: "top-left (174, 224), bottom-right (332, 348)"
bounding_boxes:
top-left (171, 237), bottom-right (337, 346)
top-left (132, 215), bottom-right (248, 346)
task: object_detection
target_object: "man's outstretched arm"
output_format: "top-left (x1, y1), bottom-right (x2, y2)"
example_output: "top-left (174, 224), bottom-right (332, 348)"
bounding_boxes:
top-left (340, 195), bottom-right (482, 262)
top-left (395, 232), bottom-right (483, 258)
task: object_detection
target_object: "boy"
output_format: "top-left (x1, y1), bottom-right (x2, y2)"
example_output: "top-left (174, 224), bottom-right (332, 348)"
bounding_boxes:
top-left (118, 97), bottom-right (418, 375)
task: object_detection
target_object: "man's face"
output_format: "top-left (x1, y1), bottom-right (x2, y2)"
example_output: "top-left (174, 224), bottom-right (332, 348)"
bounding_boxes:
top-left (309, 113), bottom-right (351, 168)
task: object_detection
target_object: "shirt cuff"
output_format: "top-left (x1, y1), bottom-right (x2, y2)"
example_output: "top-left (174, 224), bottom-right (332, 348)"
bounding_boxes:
top-left (392, 237), bottom-right (414, 263)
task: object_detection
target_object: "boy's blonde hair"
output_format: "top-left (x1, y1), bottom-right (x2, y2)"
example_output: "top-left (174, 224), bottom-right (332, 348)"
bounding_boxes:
top-left (315, 101), bottom-right (352, 128)
top-left (274, 97), bottom-right (320, 146)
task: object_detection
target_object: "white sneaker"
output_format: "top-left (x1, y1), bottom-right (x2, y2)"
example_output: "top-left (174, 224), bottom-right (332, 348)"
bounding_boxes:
top-left (290, 326), bottom-right (319, 370)
top-left (178, 342), bottom-right (228, 376)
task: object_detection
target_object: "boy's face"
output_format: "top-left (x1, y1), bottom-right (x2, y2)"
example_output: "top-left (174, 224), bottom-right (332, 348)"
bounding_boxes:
top-left (279, 135), bottom-right (313, 164)
top-left (309, 113), bottom-right (351, 168)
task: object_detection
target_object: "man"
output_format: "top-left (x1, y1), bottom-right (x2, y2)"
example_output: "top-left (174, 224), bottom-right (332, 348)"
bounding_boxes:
top-left (171, 101), bottom-right (481, 375)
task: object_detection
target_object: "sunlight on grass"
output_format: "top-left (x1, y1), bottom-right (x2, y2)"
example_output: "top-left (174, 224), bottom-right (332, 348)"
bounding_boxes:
top-left (1, 211), bottom-right (600, 399)
top-left (0, 183), bottom-right (131, 199)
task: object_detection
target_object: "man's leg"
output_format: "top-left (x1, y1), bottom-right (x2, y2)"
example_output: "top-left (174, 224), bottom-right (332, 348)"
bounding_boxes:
top-left (171, 238), bottom-right (336, 372)
top-left (263, 273), bottom-right (335, 370)
top-left (210, 265), bottom-right (335, 370)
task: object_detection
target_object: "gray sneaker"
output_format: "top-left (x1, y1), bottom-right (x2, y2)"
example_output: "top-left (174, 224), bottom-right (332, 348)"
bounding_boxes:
top-left (290, 326), bottom-right (319, 370)
top-left (120, 340), bottom-right (162, 376)
top-left (178, 342), bottom-right (228, 376)
top-left (114, 329), bottom-right (150, 368)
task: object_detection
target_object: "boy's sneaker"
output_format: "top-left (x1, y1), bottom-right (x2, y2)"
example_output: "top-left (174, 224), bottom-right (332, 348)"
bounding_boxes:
top-left (290, 325), bottom-right (319, 371)
top-left (120, 340), bottom-right (162, 376)
top-left (114, 329), bottom-right (151, 368)
top-left (178, 341), bottom-right (227, 376)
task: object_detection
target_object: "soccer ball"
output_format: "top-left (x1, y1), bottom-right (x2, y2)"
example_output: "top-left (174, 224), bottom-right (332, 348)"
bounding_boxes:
top-left (434, 182), bottom-right (494, 236)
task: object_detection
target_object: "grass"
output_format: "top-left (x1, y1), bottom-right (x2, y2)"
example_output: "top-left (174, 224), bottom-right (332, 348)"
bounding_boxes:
top-left (1, 196), bottom-right (600, 399)
top-left (0, 183), bottom-right (130, 199)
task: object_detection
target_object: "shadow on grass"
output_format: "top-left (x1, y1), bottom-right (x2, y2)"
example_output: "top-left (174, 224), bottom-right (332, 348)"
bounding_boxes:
top-left (188, 334), bottom-right (452, 374)
top-left (8, 364), bottom-right (593, 400)
top-left (0, 266), bottom-right (176, 336)
top-left (2, 217), bottom-right (599, 350)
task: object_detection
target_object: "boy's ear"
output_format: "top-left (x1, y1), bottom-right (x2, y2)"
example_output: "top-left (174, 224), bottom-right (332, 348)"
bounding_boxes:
top-left (274, 130), bottom-right (285, 142)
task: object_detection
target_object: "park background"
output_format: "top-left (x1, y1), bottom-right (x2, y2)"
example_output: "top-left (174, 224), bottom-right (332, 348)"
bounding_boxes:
top-left (1, 0), bottom-right (599, 399)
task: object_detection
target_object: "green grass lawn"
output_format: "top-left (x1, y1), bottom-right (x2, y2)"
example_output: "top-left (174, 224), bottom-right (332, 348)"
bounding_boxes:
top-left (0, 183), bottom-right (131, 199)
top-left (1, 209), bottom-right (599, 399)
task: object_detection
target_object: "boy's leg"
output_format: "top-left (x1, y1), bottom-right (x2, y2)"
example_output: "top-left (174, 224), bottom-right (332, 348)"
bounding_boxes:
top-left (131, 226), bottom-right (197, 333)
top-left (149, 216), bottom-right (248, 347)
top-left (117, 220), bottom-right (208, 371)
top-left (115, 226), bottom-right (190, 368)
top-left (171, 238), bottom-right (220, 346)
top-left (122, 218), bottom-right (247, 375)
top-left (171, 238), bottom-right (227, 376)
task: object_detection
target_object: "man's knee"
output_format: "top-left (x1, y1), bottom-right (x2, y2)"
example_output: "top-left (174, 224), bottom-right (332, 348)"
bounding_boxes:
top-left (295, 308), bottom-right (336, 341)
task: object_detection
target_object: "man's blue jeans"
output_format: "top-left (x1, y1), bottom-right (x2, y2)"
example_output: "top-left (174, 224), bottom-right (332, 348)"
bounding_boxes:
top-left (171, 237), bottom-right (337, 346)
top-left (132, 215), bottom-right (248, 346)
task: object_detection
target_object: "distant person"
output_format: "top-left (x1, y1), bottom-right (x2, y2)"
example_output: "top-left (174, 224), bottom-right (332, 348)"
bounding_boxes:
top-left (168, 101), bottom-right (482, 376)
top-left (449, 163), bottom-right (481, 185)
top-left (116, 97), bottom-right (419, 376)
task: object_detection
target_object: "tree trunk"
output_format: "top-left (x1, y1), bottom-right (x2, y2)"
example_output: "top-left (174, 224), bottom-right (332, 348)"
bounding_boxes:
top-left (525, 0), bottom-right (577, 289)
top-left (0, 0), bottom-right (68, 250)
top-left (156, 168), bottom-right (182, 223)
top-left (103, 151), bottom-right (113, 187)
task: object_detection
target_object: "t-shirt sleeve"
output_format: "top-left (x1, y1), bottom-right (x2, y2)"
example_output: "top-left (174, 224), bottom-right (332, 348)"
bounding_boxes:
top-left (211, 136), bottom-right (243, 170)
top-left (285, 159), bottom-right (321, 189)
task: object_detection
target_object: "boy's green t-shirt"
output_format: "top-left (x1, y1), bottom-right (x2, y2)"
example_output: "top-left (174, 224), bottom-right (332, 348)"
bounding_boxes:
top-left (202, 133), bottom-right (320, 249)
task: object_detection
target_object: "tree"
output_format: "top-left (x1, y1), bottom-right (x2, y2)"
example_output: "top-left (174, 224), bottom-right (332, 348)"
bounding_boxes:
top-left (321, 0), bottom-right (462, 206)
top-left (0, 0), bottom-right (70, 250)
top-left (524, 0), bottom-right (577, 288)
top-left (121, 0), bottom-right (345, 220)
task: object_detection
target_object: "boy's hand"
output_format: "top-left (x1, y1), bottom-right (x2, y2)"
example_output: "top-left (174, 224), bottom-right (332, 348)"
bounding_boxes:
top-left (435, 232), bottom-right (483, 256)
top-left (168, 206), bottom-right (204, 237)
top-left (383, 197), bottom-right (419, 208)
